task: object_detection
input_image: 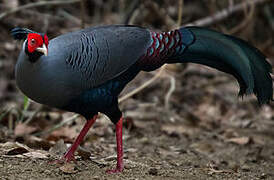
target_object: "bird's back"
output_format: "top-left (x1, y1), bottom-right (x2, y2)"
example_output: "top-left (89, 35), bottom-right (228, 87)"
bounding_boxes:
top-left (50, 25), bottom-right (152, 89)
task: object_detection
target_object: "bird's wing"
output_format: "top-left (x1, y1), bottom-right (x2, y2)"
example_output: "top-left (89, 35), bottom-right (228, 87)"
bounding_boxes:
top-left (50, 25), bottom-right (152, 88)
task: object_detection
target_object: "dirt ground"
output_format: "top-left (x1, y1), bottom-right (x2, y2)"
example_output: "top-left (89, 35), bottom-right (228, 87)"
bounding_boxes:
top-left (0, 0), bottom-right (274, 180)
top-left (1, 108), bottom-right (274, 180)
top-left (0, 68), bottom-right (273, 179)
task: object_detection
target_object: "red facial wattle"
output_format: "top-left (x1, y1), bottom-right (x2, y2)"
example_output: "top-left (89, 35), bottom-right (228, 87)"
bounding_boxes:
top-left (27, 33), bottom-right (44, 53)
top-left (44, 34), bottom-right (49, 48)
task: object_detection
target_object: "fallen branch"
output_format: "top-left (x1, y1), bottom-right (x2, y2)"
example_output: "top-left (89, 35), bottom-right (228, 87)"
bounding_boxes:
top-left (0, 0), bottom-right (80, 20)
top-left (184, 0), bottom-right (270, 27)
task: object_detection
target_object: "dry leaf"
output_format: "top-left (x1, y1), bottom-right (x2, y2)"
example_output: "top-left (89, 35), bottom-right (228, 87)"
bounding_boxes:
top-left (50, 126), bottom-right (79, 141)
top-left (60, 163), bottom-right (77, 174)
top-left (226, 137), bottom-right (251, 145)
top-left (0, 142), bottom-right (31, 155)
top-left (161, 124), bottom-right (198, 136)
top-left (14, 122), bottom-right (37, 136)
top-left (6, 147), bottom-right (28, 155)
top-left (157, 147), bottom-right (179, 158)
top-left (49, 139), bottom-right (67, 157)
top-left (22, 151), bottom-right (49, 159)
top-left (222, 129), bottom-right (239, 139)
top-left (77, 148), bottom-right (91, 160)
top-left (0, 142), bottom-right (50, 159)
top-left (191, 142), bottom-right (215, 154)
top-left (26, 135), bottom-right (54, 150)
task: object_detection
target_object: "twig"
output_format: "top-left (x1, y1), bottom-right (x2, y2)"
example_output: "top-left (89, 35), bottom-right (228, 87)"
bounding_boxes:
top-left (263, 5), bottom-right (274, 30)
top-left (0, 0), bottom-right (80, 20)
top-left (2, 0), bottom-right (18, 9)
top-left (143, 1), bottom-right (176, 29)
top-left (42, 13), bottom-right (50, 33)
top-left (24, 105), bottom-right (43, 125)
top-left (227, 2), bottom-right (255, 34)
top-left (124, 0), bottom-right (141, 24)
top-left (184, 0), bottom-right (270, 27)
top-left (8, 113), bottom-right (13, 131)
top-left (23, 9), bottom-right (66, 21)
top-left (127, 6), bottom-right (141, 25)
top-left (177, 0), bottom-right (184, 27)
top-left (80, 0), bottom-right (86, 28)
top-left (164, 75), bottom-right (176, 110)
top-left (163, 0), bottom-right (184, 108)
top-left (57, 9), bottom-right (82, 25)
top-left (118, 65), bottom-right (166, 103)
top-left (18, 96), bottom-right (30, 122)
top-left (0, 108), bottom-right (13, 122)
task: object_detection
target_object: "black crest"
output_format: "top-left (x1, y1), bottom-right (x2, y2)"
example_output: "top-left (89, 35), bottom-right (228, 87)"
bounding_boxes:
top-left (11, 27), bottom-right (37, 40)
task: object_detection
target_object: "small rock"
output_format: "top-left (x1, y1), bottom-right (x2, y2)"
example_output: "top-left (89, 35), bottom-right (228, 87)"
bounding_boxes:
top-left (190, 142), bottom-right (215, 154)
top-left (92, 176), bottom-right (100, 180)
top-left (44, 169), bottom-right (51, 174)
top-left (59, 163), bottom-right (77, 174)
top-left (49, 139), bottom-right (67, 156)
top-left (148, 168), bottom-right (158, 176)
top-left (241, 164), bottom-right (250, 172)
top-left (227, 137), bottom-right (251, 145)
top-left (260, 173), bottom-right (267, 179)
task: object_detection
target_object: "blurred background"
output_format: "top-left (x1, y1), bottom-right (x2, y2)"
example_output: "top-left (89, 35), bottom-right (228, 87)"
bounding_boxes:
top-left (0, 0), bottom-right (273, 179)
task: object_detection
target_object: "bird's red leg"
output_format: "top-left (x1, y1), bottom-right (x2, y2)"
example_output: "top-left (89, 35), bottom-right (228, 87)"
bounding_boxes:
top-left (57, 115), bottom-right (98, 163)
top-left (106, 117), bottom-right (124, 174)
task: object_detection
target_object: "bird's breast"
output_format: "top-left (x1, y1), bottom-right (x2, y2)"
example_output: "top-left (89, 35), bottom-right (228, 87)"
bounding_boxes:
top-left (15, 51), bottom-right (81, 108)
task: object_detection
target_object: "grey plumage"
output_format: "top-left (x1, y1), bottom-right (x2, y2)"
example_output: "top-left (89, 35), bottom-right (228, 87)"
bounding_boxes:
top-left (15, 25), bottom-right (151, 109)
top-left (60, 25), bottom-right (151, 87)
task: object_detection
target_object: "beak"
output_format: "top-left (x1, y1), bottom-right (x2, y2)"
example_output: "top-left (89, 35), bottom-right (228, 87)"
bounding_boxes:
top-left (36, 44), bottom-right (48, 56)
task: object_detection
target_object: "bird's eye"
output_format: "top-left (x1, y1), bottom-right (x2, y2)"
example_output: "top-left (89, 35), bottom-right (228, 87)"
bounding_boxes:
top-left (30, 39), bottom-right (36, 45)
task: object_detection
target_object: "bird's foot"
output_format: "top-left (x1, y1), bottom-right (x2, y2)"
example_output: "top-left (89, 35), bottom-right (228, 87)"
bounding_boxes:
top-left (50, 152), bottom-right (76, 165)
top-left (62, 151), bottom-right (76, 162)
top-left (106, 165), bottom-right (124, 174)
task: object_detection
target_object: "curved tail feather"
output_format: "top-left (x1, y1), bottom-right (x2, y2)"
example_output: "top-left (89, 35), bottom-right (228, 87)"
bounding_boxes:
top-left (172, 27), bottom-right (273, 104)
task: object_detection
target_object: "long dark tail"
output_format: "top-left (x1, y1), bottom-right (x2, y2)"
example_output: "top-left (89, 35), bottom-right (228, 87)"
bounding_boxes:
top-left (171, 27), bottom-right (273, 105)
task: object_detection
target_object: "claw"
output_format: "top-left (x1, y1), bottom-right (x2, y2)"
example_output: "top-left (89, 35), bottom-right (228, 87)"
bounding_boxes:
top-left (106, 166), bottom-right (124, 174)
top-left (49, 115), bottom-right (97, 165)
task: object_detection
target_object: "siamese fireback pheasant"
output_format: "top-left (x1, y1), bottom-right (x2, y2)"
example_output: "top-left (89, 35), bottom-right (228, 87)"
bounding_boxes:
top-left (11, 25), bottom-right (273, 173)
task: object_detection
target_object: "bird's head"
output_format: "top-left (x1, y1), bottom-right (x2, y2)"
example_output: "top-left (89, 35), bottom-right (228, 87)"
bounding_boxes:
top-left (26, 33), bottom-right (48, 56)
top-left (11, 27), bottom-right (49, 62)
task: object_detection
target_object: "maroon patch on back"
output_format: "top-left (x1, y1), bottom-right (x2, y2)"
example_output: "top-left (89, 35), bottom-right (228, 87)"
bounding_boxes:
top-left (137, 30), bottom-right (182, 71)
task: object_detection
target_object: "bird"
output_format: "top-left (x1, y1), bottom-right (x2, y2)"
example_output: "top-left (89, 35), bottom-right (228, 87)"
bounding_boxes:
top-left (11, 25), bottom-right (273, 173)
